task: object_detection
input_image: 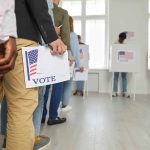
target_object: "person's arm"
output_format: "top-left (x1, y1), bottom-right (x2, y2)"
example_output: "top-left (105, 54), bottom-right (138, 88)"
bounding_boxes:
top-left (26, 0), bottom-right (57, 44)
top-left (0, 0), bottom-right (17, 74)
top-left (26, 0), bottom-right (66, 55)
top-left (60, 10), bottom-right (71, 50)
top-left (70, 33), bottom-right (80, 68)
top-left (0, 0), bottom-right (17, 43)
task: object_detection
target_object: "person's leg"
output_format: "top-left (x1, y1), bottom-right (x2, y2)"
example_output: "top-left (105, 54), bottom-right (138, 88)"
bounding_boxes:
top-left (33, 87), bottom-right (45, 136)
top-left (0, 77), bottom-right (4, 103)
top-left (46, 82), bottom-right (66, 125)
top-left (1, 96), bottom-right (7, 136)
top-left (76, 81), bottom-right (84, 96)
top-left (42, 85), bottom-right (51, 122)
top-left (1, 87), bottom-right (50, 150)
top-left (76, 81), bottom-right (84, 91)
top-left (62, 79), bottom-right (73, 107)
top-left (4, 39), bottom-right (38, 150)
top-left (121, 72), bottom-right (127, 93)
top-left (113, 72), bottom-right (119, 92)
top-left (48, 82), bottom-right (63, 121)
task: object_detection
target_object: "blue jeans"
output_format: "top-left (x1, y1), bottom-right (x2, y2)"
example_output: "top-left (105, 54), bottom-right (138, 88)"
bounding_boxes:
top-left (1, 87), bottom-right (45, 136)
top-left (33, 87), bottom-right (45, 136)
top-left (62, 78), bottom-right (73, 107)
top-left (113, 72), bottom-right (127, 92)
top-left (76, 81), bottom-right (84, 91)
top-left (42, 82), bottom-right (63, 121)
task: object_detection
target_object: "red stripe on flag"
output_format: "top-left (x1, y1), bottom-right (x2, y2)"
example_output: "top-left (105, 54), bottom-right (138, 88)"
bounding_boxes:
top-left (30, 68), bottom-right (37, 73)
top-left (30, 64), bottom-right (37, 69)
top-left (30, 72), bottom-right (36, 76)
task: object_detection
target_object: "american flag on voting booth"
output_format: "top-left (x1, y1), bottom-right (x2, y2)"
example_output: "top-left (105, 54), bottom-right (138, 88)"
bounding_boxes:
top-left (79, 48), bottom-right (84, 59)
top-left (25, 49), bottom-right (38, 81)
top-left (118, 51), bottom-right (134, 61)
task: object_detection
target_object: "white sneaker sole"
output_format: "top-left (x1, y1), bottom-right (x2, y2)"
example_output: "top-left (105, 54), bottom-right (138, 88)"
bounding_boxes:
top-left (38, 140), bottom-right (51, 150)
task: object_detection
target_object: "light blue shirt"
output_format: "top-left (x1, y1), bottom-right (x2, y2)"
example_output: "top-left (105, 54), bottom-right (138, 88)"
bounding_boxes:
top-left (70, 32), bottom-right (80, 68)
top-left (41, 0), bottom-right (54, 45)
top-left (47, 0), bottom-right (54, 25)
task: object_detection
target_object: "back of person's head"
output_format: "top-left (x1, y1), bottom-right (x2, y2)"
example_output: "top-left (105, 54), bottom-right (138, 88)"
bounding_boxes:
top-left (69, 16), bottom-right (74, 32)
top-left (77, 35), bottom-right (85, 44)
top-left (118, 32), bottom-right (127, 43)
top-left (53, 0), bottom-right (60, 5)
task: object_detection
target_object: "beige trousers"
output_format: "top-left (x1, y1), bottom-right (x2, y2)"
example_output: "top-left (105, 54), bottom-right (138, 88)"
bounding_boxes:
top-left (0, 38), bottom-right (38, 150)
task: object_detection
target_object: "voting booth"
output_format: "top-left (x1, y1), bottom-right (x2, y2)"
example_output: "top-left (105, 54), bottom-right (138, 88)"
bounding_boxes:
top-left (109, 44), bottom-right (140, 100)
top-left (73, 44), bottom-right (89, 97)
top-left (109, 44), bottom-right (139, 72)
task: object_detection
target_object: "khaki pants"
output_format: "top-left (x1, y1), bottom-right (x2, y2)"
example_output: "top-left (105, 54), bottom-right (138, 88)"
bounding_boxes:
top-left (0, 39), bottom-right (38, 150)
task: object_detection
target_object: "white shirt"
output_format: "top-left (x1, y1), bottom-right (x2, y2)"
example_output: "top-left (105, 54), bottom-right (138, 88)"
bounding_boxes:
top-left (0, 0), bottom-right (17, 44)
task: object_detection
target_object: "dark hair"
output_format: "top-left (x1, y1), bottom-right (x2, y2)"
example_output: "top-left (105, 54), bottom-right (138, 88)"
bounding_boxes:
top-left (119, 32), bottom-right (127, 40)
top-left (118, 32), bottom-right (127, 43)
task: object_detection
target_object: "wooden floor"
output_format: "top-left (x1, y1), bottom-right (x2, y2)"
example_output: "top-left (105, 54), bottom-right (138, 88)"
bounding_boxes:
top-left (1, 93), bottom-right (150, 150)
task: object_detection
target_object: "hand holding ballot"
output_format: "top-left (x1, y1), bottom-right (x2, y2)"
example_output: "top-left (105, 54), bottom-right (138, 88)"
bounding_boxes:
top-left (79, 66), bottom-right (84, 72)
top-left (68, 55), bottom-right (74, 66)
top-left (55, 24), bottom-right (62, 35)
top-left (48, 38), bottom-right (66, 55)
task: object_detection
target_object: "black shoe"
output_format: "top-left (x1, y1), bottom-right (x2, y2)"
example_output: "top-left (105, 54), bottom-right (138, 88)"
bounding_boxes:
top-left (2, 138), bottom-right (6, 149)
top-left (47, 117), bottom-right (66, 125)
top-left (73, 90), bottom-right (78, 95)
top-left (41, 118), bottom-right (45, 124)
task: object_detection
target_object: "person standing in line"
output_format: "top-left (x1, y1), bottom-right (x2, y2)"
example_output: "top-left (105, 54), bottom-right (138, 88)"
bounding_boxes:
top-left (0, 0), bottom-right (63, 149)
top-left (61, 16), bottom-right (84, 113)
top-left (73, 35), bottom-right (86, 96)
top-left (42, 0), bottom-right (71, 125)
top-left (0, 0), bottom-right (66, 149)
top-left (112, 32), bottom-right (130, 98)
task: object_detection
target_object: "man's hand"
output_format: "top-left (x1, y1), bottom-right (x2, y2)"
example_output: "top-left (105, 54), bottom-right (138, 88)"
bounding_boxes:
top-left (80, 66), bottom-right (84, 72)
top-left (0, 37), bottom-right (18, 74)
top-left (49, 39), bottom-right (67, 55)
top-left (68, 56), bottom-right (74, 66)
top-left (55, 27), bottom-right (61, 35)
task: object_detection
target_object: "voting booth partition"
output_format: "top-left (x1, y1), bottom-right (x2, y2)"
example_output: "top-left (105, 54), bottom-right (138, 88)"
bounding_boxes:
top-left (109, 44), bottom-right (140, 100)
top-left (73, 44), bottom-right (89, 97)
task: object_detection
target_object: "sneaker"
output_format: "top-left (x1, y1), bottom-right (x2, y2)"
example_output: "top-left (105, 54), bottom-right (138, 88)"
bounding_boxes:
top-left (112, 92), bottom-right (118, 97)
top-left (47, 117), bottom-right (66, 125)
top-left (61, 105), bottom-right (72, 113)
top-left (33, 135), bottom-right (51, 150)
top-left (122, 92), bottom-right (130, 98)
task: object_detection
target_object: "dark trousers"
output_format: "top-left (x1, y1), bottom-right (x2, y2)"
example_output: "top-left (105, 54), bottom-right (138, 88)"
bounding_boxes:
top-left (42, 82), bottom-right (63, 121)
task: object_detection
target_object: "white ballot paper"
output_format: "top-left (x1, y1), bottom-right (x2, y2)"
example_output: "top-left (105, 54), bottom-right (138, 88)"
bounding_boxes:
top-left (73, 68), bottom-right (88, 81)
top-left (22, 46), bottom-right (70, 88)
top-left (70, 62), bottom-right (75, 78)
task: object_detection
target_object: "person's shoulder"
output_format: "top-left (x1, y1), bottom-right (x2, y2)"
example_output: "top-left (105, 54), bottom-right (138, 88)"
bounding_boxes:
top-left (70, 32), bottom-right (77, 37)
top-left (58, 7), bottom-right (68, 14)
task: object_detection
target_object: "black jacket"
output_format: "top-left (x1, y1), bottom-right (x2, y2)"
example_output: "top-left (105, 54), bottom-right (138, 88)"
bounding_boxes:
top-left (15, 0), bottom-right (58, 44)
